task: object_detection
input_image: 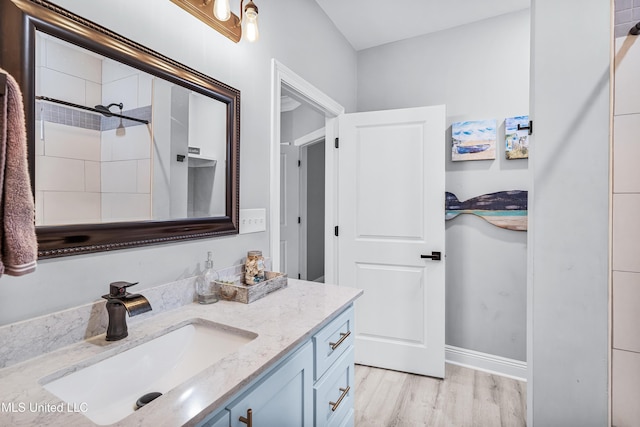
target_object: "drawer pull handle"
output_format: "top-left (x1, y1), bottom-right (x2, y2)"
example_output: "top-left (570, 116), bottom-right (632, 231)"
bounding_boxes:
top-left (329, 331), bottom-right (351, 350)
top-left (239, 408), bottom-right (252, 427)
top-left (329, 386), bottom-right (350, 412)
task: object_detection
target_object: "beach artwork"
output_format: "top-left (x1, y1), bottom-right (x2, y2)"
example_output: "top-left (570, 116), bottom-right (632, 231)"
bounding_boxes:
top-left (451, 119), bottom-right (497, 161)
top-left (445, 190), bottom-right (528, 231)
top-left (505, 115), bottom-right (529, 159)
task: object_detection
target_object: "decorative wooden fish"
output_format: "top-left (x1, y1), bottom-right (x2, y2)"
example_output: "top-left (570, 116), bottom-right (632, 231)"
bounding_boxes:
top-left (445, 190), bottom-right (528, 231)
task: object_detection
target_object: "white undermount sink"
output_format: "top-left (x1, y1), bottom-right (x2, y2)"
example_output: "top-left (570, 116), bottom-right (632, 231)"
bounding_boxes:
top-left (41, 319), bottom-right (257, 425)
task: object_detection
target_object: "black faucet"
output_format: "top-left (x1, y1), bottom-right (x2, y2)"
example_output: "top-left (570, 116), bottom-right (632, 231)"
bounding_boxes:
top-left (102, 281), bottom-right (152, 341)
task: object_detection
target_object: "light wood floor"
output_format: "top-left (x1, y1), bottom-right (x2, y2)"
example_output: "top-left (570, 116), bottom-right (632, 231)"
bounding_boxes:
top-left (354, 364), bottom-right (526, 427)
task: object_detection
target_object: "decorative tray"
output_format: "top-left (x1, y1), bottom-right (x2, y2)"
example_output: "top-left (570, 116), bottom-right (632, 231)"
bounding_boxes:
top-left (217, 271), bottom-right (288, 304)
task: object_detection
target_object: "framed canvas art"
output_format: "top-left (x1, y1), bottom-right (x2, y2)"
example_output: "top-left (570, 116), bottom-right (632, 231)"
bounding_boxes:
top-left (505, 115), bottom-right (529, 159)
top-left (451, 119), bottom-right (497, 161)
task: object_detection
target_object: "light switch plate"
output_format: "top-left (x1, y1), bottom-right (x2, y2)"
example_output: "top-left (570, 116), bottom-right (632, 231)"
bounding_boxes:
top-left (239, 208), bottom-right (267, 234)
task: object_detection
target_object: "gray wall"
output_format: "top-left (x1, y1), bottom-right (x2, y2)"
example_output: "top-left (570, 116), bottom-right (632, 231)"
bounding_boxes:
top-left (0, 0), bottom-right (357, 326)
top-left (611, 24), bottom-right (640, 425)
top-left (357, 10), bottom-right (530, 361)
top-left (528, 0), bottom-right (610, 425)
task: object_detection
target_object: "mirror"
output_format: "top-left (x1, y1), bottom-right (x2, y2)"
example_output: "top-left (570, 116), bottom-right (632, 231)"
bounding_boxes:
top-left (0, 0), bottom-right (240, 258)
top-left (35, 34), bottom-right (228, 224)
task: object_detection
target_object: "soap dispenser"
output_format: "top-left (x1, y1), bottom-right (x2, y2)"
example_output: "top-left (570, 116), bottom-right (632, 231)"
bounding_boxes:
top-left (196, 252), bottom-right (219, 304)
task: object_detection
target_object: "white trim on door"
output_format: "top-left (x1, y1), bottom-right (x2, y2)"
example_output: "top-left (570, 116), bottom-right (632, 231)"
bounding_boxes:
top-left (294, 127), bottom-right (325, 147)
top-left (270, 59), bottom-right (344, 282)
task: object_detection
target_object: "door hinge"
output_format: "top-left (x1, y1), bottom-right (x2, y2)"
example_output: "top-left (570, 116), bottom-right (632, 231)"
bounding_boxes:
top-left (334, 226), bottom-right (339, 236)
top-left (298, 273), bottom-right (301, 279)
top-left (517, 120), bottom-right (533, 136)
top-left (298, 160), bottom-right (301, 167)
top-left (335, 137), bottom-right (339, 149)
top-left (298, 216), bottom-right (301, 224)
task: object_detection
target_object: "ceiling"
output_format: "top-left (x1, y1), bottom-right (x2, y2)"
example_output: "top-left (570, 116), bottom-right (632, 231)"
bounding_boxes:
top-left (313, 0), bottom-right (530, 51)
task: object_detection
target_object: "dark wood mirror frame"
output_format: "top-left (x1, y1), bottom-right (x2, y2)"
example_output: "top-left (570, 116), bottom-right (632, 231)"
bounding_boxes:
top-left (0, 0), bottom-right (240, 259)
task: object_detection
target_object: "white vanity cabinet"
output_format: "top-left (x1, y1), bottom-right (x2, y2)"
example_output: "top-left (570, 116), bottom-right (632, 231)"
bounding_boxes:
top-left (197, 304), bottom-right (355, 427)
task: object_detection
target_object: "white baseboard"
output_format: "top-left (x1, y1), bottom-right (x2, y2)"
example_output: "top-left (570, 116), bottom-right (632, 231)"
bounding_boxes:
top-left (445, 345), bottom-right (527, 382)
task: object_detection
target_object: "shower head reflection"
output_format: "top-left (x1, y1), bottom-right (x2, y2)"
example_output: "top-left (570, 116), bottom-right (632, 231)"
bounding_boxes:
top-left (94, 102), bottom-right (123, 117)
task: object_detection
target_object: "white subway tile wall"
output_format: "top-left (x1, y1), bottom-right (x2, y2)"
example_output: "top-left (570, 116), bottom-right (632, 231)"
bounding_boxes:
top-left (103, 74), bottom-right (140, 111)
top-left (42, 192), bottom-right (101, 225)
top-left (612, 15), bottom-right (640, 425)
top-left (137, 159), bottom-right (152, 194)
top-left (36, 156), bottom-right (86, 193)
top-left (34, 191), bottom-right (44, 227)
top-left (44, 37), bottom-right (102, 84)
top-left (84, 161), bottom-right (101, 193)
top-left (138, 73), bottom-right (154, 110)
top-left (612, 194), bottom-right (640, 272)
top-left (35, 33), bottom-right (152, 225)
top-left (101, 125), bottom-right (151, 161)
top-left (101, 160), bottom-right (139, 194)
top-left (39, 68), bottom-right (90, 106)
top-left (101, 193), bottom-right (151, 222)
top-left (612, 272), bottom-right (640, 353)
top-left (613, 115), bottom-right (640, 193)
top-left (612, 349), bottom-right (640, 423)
top-left (102, 57), bottom-right (139, 84)
top-left (42, 122), bottom-right (101, 161)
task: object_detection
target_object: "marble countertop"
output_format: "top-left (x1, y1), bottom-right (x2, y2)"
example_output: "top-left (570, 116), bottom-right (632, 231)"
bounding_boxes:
top-left (0, 280), bottom-right (362, 426)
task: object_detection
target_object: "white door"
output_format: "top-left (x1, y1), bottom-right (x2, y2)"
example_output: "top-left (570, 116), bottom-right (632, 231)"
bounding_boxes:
top-left (338, 105), bottom-right (446, 378)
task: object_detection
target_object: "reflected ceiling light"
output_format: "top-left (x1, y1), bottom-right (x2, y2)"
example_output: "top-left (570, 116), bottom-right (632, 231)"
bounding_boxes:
top-left (170, 0), bottom-right (260, 43)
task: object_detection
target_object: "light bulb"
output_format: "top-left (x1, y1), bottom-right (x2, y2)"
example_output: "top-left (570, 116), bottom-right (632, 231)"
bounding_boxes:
top-left (213, 0), bottom-right (231, 21)
top-left (244, 5), bottom-right (259, 42)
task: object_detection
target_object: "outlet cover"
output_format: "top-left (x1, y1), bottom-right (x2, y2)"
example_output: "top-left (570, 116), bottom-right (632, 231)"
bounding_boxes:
top-left (239, 208), bottom-right (267, 234)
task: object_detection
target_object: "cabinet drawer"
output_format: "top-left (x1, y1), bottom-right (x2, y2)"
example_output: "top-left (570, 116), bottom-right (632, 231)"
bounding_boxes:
top-left (338, 408), bottom-right (354, 427)
top-left (313, 305), bottom-right (354, 380)
top-left (314, 347), bottom-right (354, 427)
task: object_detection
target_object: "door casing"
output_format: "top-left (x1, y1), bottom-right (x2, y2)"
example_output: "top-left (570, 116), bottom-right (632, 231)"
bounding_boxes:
top-left (270, 59), bottom-right (344, 282)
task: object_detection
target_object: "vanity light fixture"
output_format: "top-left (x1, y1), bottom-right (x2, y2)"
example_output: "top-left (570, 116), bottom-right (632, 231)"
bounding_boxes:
top-left (170, 0), bottom-right (259, 43)
top-left (213, 0), bottom-right (231, 21)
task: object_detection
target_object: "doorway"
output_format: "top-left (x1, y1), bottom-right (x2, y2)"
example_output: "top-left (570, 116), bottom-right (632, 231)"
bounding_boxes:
top-left (279, 86), bottom-right (326, 281)
top-left (300, 139), bottom-right (325, 282)
top-left (269, 60), bottom-right (344, 283)
top-left (270, 61), bottom-right (446, 377)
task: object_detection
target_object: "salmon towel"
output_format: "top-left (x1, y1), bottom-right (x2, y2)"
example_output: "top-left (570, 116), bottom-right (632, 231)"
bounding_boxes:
top-left (0, 69), bottom-right (37, 276)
